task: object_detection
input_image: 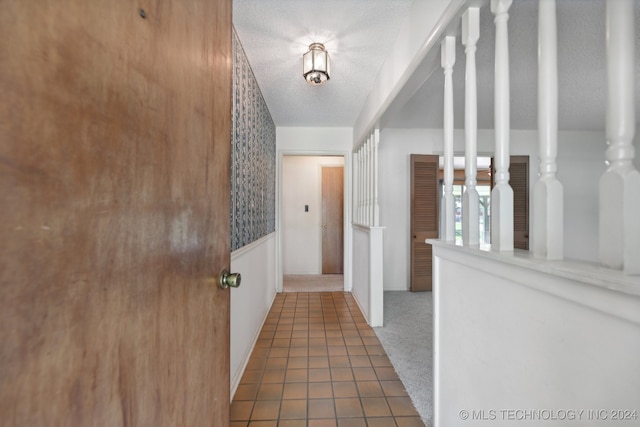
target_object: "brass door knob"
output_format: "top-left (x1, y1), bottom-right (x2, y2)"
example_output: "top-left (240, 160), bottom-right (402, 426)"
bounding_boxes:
top-left (219, 269), bottom-right (241, 289)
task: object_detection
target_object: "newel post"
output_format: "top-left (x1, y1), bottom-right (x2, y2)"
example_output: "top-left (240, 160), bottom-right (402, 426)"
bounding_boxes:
top-left (533, 0), bottom-right (563, 260)
top-left (599, 0), bottom-right (640, 274)
top-left (490, 0), bottom-right (514, 251)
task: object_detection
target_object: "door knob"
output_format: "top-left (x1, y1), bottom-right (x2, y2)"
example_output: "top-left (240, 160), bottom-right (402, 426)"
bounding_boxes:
top-left (321, 224), bottom-right (328, 228)
top-left (219, 269), bottom-right (241, 289)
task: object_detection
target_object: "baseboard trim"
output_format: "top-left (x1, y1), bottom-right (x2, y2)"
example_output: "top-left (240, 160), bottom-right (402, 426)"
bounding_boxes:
top-left (351, 290), bottom-right (370, 326)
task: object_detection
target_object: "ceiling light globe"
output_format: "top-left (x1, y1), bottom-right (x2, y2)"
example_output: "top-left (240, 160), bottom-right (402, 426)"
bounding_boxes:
top-left (302, 43), bottom-right (330, 85)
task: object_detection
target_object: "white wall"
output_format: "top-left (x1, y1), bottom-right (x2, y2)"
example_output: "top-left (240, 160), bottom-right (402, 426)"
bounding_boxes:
top-left (230, 233), bottom-right (276, 398)
top-left (277, 127), bottom-right (353, 152)
top-left (433, 241), bottom-right (640, 427)
top-left (282, 156), bottom-right (344, 274)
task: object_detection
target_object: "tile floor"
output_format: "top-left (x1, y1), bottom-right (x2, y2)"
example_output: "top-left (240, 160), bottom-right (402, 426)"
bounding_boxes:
top-left (282, 275), bottom-right (344, 293)
top-left (230, 292), bottom-right (426, 427)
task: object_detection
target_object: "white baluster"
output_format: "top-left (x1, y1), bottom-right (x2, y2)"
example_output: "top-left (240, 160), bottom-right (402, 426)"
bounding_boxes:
top-left (373, 128), bottom-right (380, 227)
top-left (356, 148), bottom-right (361, 225)
top-left (462, 8), bottom-right (480, 247)
top-left (367, 134), bottom-right (373, 226)
top-left (366, 134), bottom-right (371, 226)
top-left (367, 140), bottom-right (371, 226)
top-left (369, 131), bottom-right (375, 226)
top-left (441, 36), bottom-right (456, 243)
top-left (600, 0), bottom-right (640, 274)
top-left (353, 151), bottom-right (359, 225)
top-left (359, 147), bottom-right (364, 225)
top-left (534, 0), bottom-right (563, 260)
top-left (490, 0), bottom-right (514, 251)
top-left (362, 141), bottom-right (369, 225)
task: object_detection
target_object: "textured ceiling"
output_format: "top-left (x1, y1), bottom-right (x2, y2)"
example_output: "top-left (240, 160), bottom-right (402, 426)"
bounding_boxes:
top-left (232, 0), bottom-right (414, 127)
top-left (234, 0), bottom-right (640, 132)
top-left (383, 0), bottom-right (640, 131)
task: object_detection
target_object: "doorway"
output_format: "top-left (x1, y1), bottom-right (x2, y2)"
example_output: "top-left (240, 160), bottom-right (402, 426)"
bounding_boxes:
top-left (281, 155), bottom-right (345, 292)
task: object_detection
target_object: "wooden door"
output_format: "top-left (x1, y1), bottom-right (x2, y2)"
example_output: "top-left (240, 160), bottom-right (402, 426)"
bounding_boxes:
top-left (0, 1), bottom-right (232, 425)
top-left (322, 167), bottom-right (344, 274)
top-left (490, 156), bottom-right (530, 250)
top-left (410, 155), bottom-right (440, 291)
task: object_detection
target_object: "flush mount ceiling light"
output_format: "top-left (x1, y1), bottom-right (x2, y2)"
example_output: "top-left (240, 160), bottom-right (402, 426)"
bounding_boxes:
top-left (303, 43), bottom-right (330, 85)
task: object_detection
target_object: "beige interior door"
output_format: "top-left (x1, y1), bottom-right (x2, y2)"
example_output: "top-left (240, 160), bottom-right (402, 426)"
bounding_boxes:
top-left (410, 155), bottom-right (440, 292)
top-left (322, 166), bottom-right (344, 274)
top-left (0, 1), bottom-right (232, 424)
top-left (491, 156), bottom-right (530, 250)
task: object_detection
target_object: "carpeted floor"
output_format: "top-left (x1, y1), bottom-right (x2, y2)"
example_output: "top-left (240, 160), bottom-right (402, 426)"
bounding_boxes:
top-left (374, 291), bottom-right (433, 427)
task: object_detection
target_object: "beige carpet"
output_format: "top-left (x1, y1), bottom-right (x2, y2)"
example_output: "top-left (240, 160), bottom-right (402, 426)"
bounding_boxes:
top-left (374, 291), bottom-right (433, 426)
top-left (282, 274), bottom-right (344, 292)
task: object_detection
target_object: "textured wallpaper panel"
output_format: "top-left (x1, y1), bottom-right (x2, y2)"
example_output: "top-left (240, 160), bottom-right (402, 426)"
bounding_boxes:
top-left (232, 29), bottom-right (276, 251)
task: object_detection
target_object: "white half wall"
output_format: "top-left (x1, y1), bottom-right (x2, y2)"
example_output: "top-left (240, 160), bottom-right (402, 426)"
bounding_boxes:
top-left (281, 155), bottom-right (344, 274)
top-left (432, 241), bottom-right (640, 427)
top-left (351, 225), bottom-right (385, 327)
top-left (230, 233), bottom-right (277, 399)
top-left (352, 226), bottom-right (370, 322)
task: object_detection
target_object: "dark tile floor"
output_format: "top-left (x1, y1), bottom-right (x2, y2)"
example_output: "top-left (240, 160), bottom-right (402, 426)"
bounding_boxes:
top-left (230, 292), bottom-right (426, 427)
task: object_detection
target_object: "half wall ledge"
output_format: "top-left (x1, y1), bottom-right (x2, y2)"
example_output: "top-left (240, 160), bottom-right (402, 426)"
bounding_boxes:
top-left (428, 239), bottom-right (640, 325)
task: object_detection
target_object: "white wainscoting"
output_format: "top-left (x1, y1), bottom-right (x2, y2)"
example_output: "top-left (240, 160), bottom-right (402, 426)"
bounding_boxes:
top-left (230, 233), bottom-right (277, 400)
top-left (431, 240), bottom-right (640, 426)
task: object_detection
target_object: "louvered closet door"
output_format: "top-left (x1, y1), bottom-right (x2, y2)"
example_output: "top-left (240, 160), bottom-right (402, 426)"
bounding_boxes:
top-left (490, 155), bottom-right (530, 250)
top-left (410, 155), bottom-right (439, 292)
top-left (510, 156), bottom-right (530, 250)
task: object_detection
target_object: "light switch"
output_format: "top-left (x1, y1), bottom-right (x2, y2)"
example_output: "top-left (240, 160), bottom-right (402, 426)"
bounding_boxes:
top-left (305, 205), bottom-right (309, 212)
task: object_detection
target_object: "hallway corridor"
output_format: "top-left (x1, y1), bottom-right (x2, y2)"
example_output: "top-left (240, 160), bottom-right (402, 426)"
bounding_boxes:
top-left (230, 292), bottom-right (425, 427)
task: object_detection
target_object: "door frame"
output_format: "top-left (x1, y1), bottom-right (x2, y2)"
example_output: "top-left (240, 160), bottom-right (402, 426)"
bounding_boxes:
top-left (276, 150), bottom-right (352, 293)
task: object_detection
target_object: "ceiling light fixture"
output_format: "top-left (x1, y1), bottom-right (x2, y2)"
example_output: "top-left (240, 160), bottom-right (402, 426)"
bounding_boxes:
top-left (303, 43), bottom-right (330, 85)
